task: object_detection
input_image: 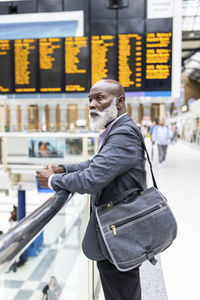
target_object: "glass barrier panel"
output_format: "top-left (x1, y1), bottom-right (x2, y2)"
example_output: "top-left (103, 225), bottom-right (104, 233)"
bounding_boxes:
top-left (0, 193), bottom-right (91, 299)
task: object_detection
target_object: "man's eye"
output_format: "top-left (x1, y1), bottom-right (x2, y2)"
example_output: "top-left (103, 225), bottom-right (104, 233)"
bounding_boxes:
top-left (97, 95), bottom-right (103, 101)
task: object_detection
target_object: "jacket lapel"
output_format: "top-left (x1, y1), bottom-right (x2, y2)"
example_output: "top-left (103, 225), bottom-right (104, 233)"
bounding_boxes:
top-left (94, 114), bottom-right (132, 206)
top-left (98, 113), bottom-right (131, 152)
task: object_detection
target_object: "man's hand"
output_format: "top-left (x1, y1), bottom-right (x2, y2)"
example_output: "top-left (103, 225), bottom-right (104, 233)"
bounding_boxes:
top-left (44, 164), bottom-right (64, 174)
top-left (36, 165), bottom-right (54, 188)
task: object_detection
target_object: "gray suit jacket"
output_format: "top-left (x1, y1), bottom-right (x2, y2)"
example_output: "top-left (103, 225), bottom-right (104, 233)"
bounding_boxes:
top-left (51, 114), bottom-right (147, 260)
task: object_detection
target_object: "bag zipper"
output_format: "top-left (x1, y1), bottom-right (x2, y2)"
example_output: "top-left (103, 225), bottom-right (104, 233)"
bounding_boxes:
top-left (110, 203), bottom-right (165, 236)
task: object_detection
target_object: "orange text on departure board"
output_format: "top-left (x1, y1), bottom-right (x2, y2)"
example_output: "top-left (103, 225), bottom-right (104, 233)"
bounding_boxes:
top-left (91, 35), bottom-right (115, 85)
top-left (118, 34), bottom-right (142, 88)
top-left (0, 40), bottom-right (11, 92)
top-left (146, 32), bottom-right (171, 80)
top-left (39, 38), bottom-right (62, 92)
top-left (14, 39), bottom-right (36, 91)
top-left (0, 40), bottom-right (10, 55)
top-left (39, 38), bottom-right (61, 70)
top-left (65, 37), bottom-right (87, 91)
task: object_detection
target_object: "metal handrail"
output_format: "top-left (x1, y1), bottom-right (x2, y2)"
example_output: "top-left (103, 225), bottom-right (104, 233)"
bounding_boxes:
top-left (0, 189), bottom-right (73, 273)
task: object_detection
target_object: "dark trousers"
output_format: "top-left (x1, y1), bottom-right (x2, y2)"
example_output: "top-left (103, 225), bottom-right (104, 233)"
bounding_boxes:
top-left (157, 144), bottom-right (168, 163)
top-left (97, 260), bottom-right (141, 300)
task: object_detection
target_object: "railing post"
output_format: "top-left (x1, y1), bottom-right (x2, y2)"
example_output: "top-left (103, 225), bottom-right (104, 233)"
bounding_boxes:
top-left (18, 189), bottom-right (28, 264)
top-left (18, 190), bottom-right (26, 221)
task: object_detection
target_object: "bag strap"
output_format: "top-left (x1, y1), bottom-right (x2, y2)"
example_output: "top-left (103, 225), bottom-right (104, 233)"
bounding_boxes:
top-left (132, 125), bottom-right (158, 190)
top-left (109, 125), bottom-right (158, 207)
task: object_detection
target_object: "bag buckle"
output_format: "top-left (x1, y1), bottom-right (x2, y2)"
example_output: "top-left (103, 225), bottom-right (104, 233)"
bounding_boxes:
top-left (99, 202), bottom-right (113, 213)
top-left (146, 246), bottom-right (157, 265)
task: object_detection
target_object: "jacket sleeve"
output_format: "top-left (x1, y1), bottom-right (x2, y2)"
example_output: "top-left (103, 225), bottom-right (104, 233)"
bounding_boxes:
top-left (51, 130), bottom-right (140, 194)
top-left (61, 160), bottom-right (91, 173)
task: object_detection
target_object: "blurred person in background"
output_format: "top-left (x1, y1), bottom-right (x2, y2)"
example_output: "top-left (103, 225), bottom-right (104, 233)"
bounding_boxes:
top-left (170, 123), bottom-right (179, 144)
top-left (42, 276), bottom-right (61, 300)
top-left (152, 118), bottom-right (172, 167)
top-left (149, 121), bottom-right (157, 161)
top-left (141, 124), bottom-right (148, 139)
top-left (149, 121), bottom-right (156, 140)
top-left (8, 204), bottom-right (17, 228)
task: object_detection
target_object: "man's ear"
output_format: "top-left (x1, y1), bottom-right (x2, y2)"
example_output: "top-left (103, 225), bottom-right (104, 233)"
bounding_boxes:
top-left (116, 96), bottom-right (125, 109)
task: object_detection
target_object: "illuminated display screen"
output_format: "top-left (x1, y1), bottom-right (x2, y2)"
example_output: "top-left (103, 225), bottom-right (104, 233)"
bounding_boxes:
top-left (65, 36), bottom-right (89, 92)
top-left (145, 32), bottom-right (172, 91)
top-left (0, 32), bottom-right (173, 94)
top-left (91, 35), bottom-right (117, 85)
top-left (0, 40), bottom-right (12, 93)
top-left (118, 33), bottom-right (145, 91)
top-left (14, 39), bottom-right (37, 93)
top-left (39, 38), bottom-right (63, 93)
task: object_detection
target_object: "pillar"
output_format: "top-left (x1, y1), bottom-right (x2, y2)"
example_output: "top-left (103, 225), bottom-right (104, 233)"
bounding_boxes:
top-left (6, 105), bottom-right (10, 131)
top-left (67, 104), bottom-right (78, 129)
top-left (170, 102), bottom-right (175, 117)
top-left (28, 105), bottom-right (39, 131)
top-left (45, 105), bottom-right (50, 131)
top-left (56, 104), bottom-right (60, 131)
top-left (159, 103), bottom-right (165, 119)
top-left (138, 104), bottom-right (143, 124)
top-left (126, 104), bottom-right (132, 117)
top-left (85, 104), bottom-right (89, 128)
top-left (150, 104), bottom-right (160, 123)
top-left (17, 105), bottom-right (22, 131)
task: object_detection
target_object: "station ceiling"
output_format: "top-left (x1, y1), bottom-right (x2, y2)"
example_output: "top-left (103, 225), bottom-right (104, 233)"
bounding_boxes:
top-left (182, 0), bottom-right (200, 81)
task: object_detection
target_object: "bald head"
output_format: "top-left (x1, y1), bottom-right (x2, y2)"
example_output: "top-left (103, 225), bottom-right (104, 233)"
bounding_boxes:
top-left (91, 79), bottom-right (125, 98)
top-left (89, 79), bottom-right (126, 116)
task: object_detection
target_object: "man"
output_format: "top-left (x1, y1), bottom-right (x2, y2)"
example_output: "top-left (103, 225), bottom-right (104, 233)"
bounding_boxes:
top-left (36, 79), bottom-right (147, 300)
top-left (151, 118), bottom-right (171, 168)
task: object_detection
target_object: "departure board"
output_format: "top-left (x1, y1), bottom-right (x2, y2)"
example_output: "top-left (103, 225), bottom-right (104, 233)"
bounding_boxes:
top-left (145, 32), bottom-right (172, 91)
top-left (0, 32), bottom-right (173, 95)
top-left (0, 40), bottom-right (12, 93)
top-left (14, 39), bottom-right (37, 93)
top-left (39, 38), bottom-right (63, 92)
top-left (91, 35), bottom-right (117, 85)
top-left (65, 37), bottom-right (89, 92)
top-left (118, 34), bottom-right (145, 91)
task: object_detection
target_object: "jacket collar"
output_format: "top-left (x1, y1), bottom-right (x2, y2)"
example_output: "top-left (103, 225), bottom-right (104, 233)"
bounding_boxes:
top-left (98, 113), bottom-right (131, 151)
top-left (109, 113), bottom-right (131, 131)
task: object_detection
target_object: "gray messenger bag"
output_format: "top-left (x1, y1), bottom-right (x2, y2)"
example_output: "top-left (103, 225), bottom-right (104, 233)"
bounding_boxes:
top-left (95, 127), bottom-right (177, 272)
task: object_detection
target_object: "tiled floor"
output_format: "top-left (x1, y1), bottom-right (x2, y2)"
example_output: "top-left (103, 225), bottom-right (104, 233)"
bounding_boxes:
top-left (155, 141), bottom-right (200, 300)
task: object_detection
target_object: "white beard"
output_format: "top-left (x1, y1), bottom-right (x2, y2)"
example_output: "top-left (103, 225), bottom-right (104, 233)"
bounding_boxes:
top-left (89, 98), bottom-right (118, 131)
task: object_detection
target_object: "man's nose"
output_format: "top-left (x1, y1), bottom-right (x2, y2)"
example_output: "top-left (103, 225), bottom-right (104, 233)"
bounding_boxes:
top-left (89, 99), bottom-right (97, 109)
